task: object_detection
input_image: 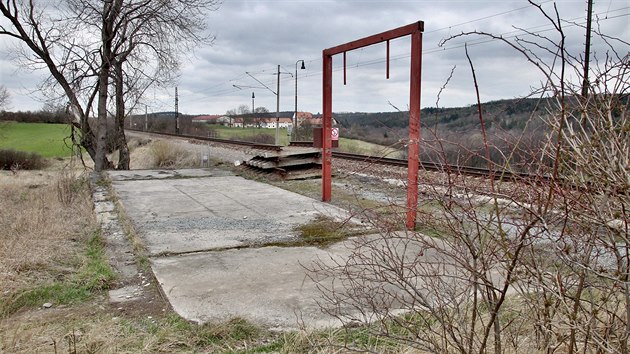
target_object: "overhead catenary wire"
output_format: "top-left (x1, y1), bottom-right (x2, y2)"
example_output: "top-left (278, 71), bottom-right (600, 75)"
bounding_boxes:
top-left (293, 7), bottom-right (630, 82)
top-left (177, 5), bottom-right (628, 108)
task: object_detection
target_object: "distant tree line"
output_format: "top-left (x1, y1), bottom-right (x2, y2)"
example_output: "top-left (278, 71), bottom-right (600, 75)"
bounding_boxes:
top-left (0, 109), bottom-right (69, 124)
top-left (334, 95), bottom-right (627, 170)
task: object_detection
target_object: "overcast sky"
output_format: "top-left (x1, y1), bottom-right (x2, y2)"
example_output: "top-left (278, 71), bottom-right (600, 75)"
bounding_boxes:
top-left (1, 0), bottom-right (628, 115)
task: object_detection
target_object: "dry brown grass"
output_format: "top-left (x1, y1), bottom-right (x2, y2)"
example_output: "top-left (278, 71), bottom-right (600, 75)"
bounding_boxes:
top-left (0, 167), bottom-right (95, 295)
top-left (0, 156), bottom-right (416, 353)
top-left (123, 138), bottom-right (201, 170)
top-left (0, 161), bottom-right (277, 353)
top-left (148, 140), bottom-right (199, 169)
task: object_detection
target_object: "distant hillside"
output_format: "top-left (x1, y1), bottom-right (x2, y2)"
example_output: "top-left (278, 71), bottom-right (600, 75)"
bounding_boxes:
top-left (335, 97), bottom-right (549, 133)
top-left (329, 97), bottom-right (565, 169)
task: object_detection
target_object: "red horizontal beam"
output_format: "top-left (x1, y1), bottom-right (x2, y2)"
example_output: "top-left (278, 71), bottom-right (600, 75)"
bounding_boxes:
top-left (323, 21), bottom-right (424, 56)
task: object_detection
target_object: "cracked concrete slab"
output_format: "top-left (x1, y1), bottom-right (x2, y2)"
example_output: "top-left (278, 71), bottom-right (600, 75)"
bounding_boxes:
top-left (151, 244), bottom-right (351, 329)
top-left (111, 172), bottom-right (353, 256)
top-left (108, 168), bottom-right (362, 329)
top-left (108, 168), bottom-right (234, 181)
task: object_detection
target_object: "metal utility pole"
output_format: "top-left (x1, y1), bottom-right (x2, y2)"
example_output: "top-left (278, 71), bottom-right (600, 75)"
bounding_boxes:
top-left (244, 68), bottom-right (292, 145)
top-left (175, 87), bottom-right (180, 134)
top-left (251, 92), bottom-right (255, 115)
top-left (581, 0), bottom-right (593, 98)
top-left (276, 65), bottom-right (280, 145)
top-left (294, 60), bottom-right (306, 140)
top-left (144, 104), bottom-right (148, 131)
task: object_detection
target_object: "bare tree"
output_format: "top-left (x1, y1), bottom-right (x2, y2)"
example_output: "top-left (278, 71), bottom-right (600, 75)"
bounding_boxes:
top-left (0, 1), bottom-right (103, 167)
top-left (309, 2), bottom-right (628, 353)
top-left (0, 0), bottom-right (218, 171)
top-left (237, 104), bottom-right (251, 115)
top-left (254, 106), bottom-right (269, 113)
top-left (0, 85), bottom-right (10, 110)
top-left (102, 0), bottom-right (217, 169)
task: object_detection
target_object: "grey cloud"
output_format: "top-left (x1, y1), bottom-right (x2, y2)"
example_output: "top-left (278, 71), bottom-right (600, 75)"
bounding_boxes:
top-left (1, 0), bottom-right (628, 114)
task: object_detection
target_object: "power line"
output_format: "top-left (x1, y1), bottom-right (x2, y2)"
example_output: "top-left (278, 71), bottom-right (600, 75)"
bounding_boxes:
top-left (187, 2), bottom-right (552, 98)
top-left (281, 7), bottom-right (629, 82)
top-left (183, 5), bottom-right (628, 104)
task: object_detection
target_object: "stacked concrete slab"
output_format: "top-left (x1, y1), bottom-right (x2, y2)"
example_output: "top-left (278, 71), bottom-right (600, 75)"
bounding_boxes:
top-left (245, 146), bottom-right (321, 179)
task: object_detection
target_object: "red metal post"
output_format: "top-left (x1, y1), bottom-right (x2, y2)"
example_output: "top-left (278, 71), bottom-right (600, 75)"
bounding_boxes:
top-left (406, 29), bottom-right (422, 229)
top-left (343, 52), bottom-right (347, 85)
top-left (324, 22), bottom-right (423, 54)
top-left (386, 40), bottom-right (390, 79)
top-left (321, 21), bottom-right (423, 225)
top-left (322, 52), bottom-right (333, 201)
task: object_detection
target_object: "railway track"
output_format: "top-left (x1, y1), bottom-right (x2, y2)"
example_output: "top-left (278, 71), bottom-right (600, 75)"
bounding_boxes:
top-left (330, 151), bottom-right (546, 182)
top-left (129, 128), bottom-right (281, 151)
top-left (128, 129), bottom-right (546, 183)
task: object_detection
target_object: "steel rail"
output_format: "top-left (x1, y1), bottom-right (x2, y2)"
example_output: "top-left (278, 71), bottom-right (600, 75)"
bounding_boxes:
top-left (127, 129), bottom-right (548, 182)
top-left (330, 151), bottom-right (545, 182)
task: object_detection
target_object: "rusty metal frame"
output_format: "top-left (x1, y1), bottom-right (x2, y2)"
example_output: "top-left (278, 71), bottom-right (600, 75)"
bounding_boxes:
top-left (322, 21), bottom-right (424, 229)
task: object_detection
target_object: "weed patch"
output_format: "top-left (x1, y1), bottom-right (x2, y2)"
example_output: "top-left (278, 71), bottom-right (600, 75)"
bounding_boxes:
top-left (0, 232), bottom-right (115, 317)
top-left (295, 215), bottom-right (352, 247)
top-left (56, 168), bottom-right (88, 205)
top-left (149, 140), bottom-right (199, 168)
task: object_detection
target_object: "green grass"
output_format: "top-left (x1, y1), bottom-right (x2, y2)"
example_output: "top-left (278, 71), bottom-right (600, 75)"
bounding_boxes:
top-left (0, 231), bottom-right (115, 317)
top-left (0, 122), bottom-right (75, 157)
top-left (211, 126), bottom-right (290, 145)
top-left (338, 137), bottom-right (404, 158)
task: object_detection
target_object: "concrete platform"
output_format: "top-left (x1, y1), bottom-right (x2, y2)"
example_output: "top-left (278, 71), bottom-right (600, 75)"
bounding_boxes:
top-left (151, 244), bottom-right (351, 329)
top-left (108, 168), bottom-right (360, 328)
top-left (111, 171), bottom-right (351, 256)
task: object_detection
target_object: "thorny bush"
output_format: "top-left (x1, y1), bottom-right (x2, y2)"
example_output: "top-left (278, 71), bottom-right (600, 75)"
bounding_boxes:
top-left (308, 2), bottom-right (629, 353)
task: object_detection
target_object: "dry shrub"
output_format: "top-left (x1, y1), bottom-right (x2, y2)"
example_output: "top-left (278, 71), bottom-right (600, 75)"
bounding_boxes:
top-left (308, 5), bottom-right (628, 352)
top-left (56, 168), bottom-right (88, 205)
top-left (0, 149), bottom-right (47, 170)
top-left (0, 170), bottom-right (96, 294)
top-left (149, 140), bottom-right (198, 168)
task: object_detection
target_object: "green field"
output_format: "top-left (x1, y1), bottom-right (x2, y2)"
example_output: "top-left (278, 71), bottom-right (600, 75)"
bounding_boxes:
top-left (211, 126), bottom-right (290, 145)
top-left (0, 122), bottom-right (75, 158)
top-left (207, 126), bottom-right (403, 157)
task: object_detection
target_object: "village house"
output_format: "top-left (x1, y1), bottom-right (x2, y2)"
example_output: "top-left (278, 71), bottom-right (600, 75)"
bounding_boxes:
top-left (298, 112), bottom-right (339, 127)
top-left (225, 112), bottom-right (296, 129)
top-left (191, 111), bottom-right (336, 130)
top-left (192, 114), bottom-right (242, 127)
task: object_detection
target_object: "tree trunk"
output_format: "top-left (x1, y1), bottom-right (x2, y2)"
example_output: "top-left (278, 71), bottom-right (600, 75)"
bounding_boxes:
top-left (95, 68), bottom-right (110, 172)
top-left (94, 0), bottom-right (120, 172)
top-left (114, 62), bottom-right (129, 170)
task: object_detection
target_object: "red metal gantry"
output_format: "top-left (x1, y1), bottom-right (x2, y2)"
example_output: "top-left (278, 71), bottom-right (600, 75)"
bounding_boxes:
top-left (321, 21), bottom-right (424, 230)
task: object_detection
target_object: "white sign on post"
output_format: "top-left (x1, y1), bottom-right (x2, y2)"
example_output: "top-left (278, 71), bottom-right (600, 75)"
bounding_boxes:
top-left (331, 127), bottom-right (339, 141)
